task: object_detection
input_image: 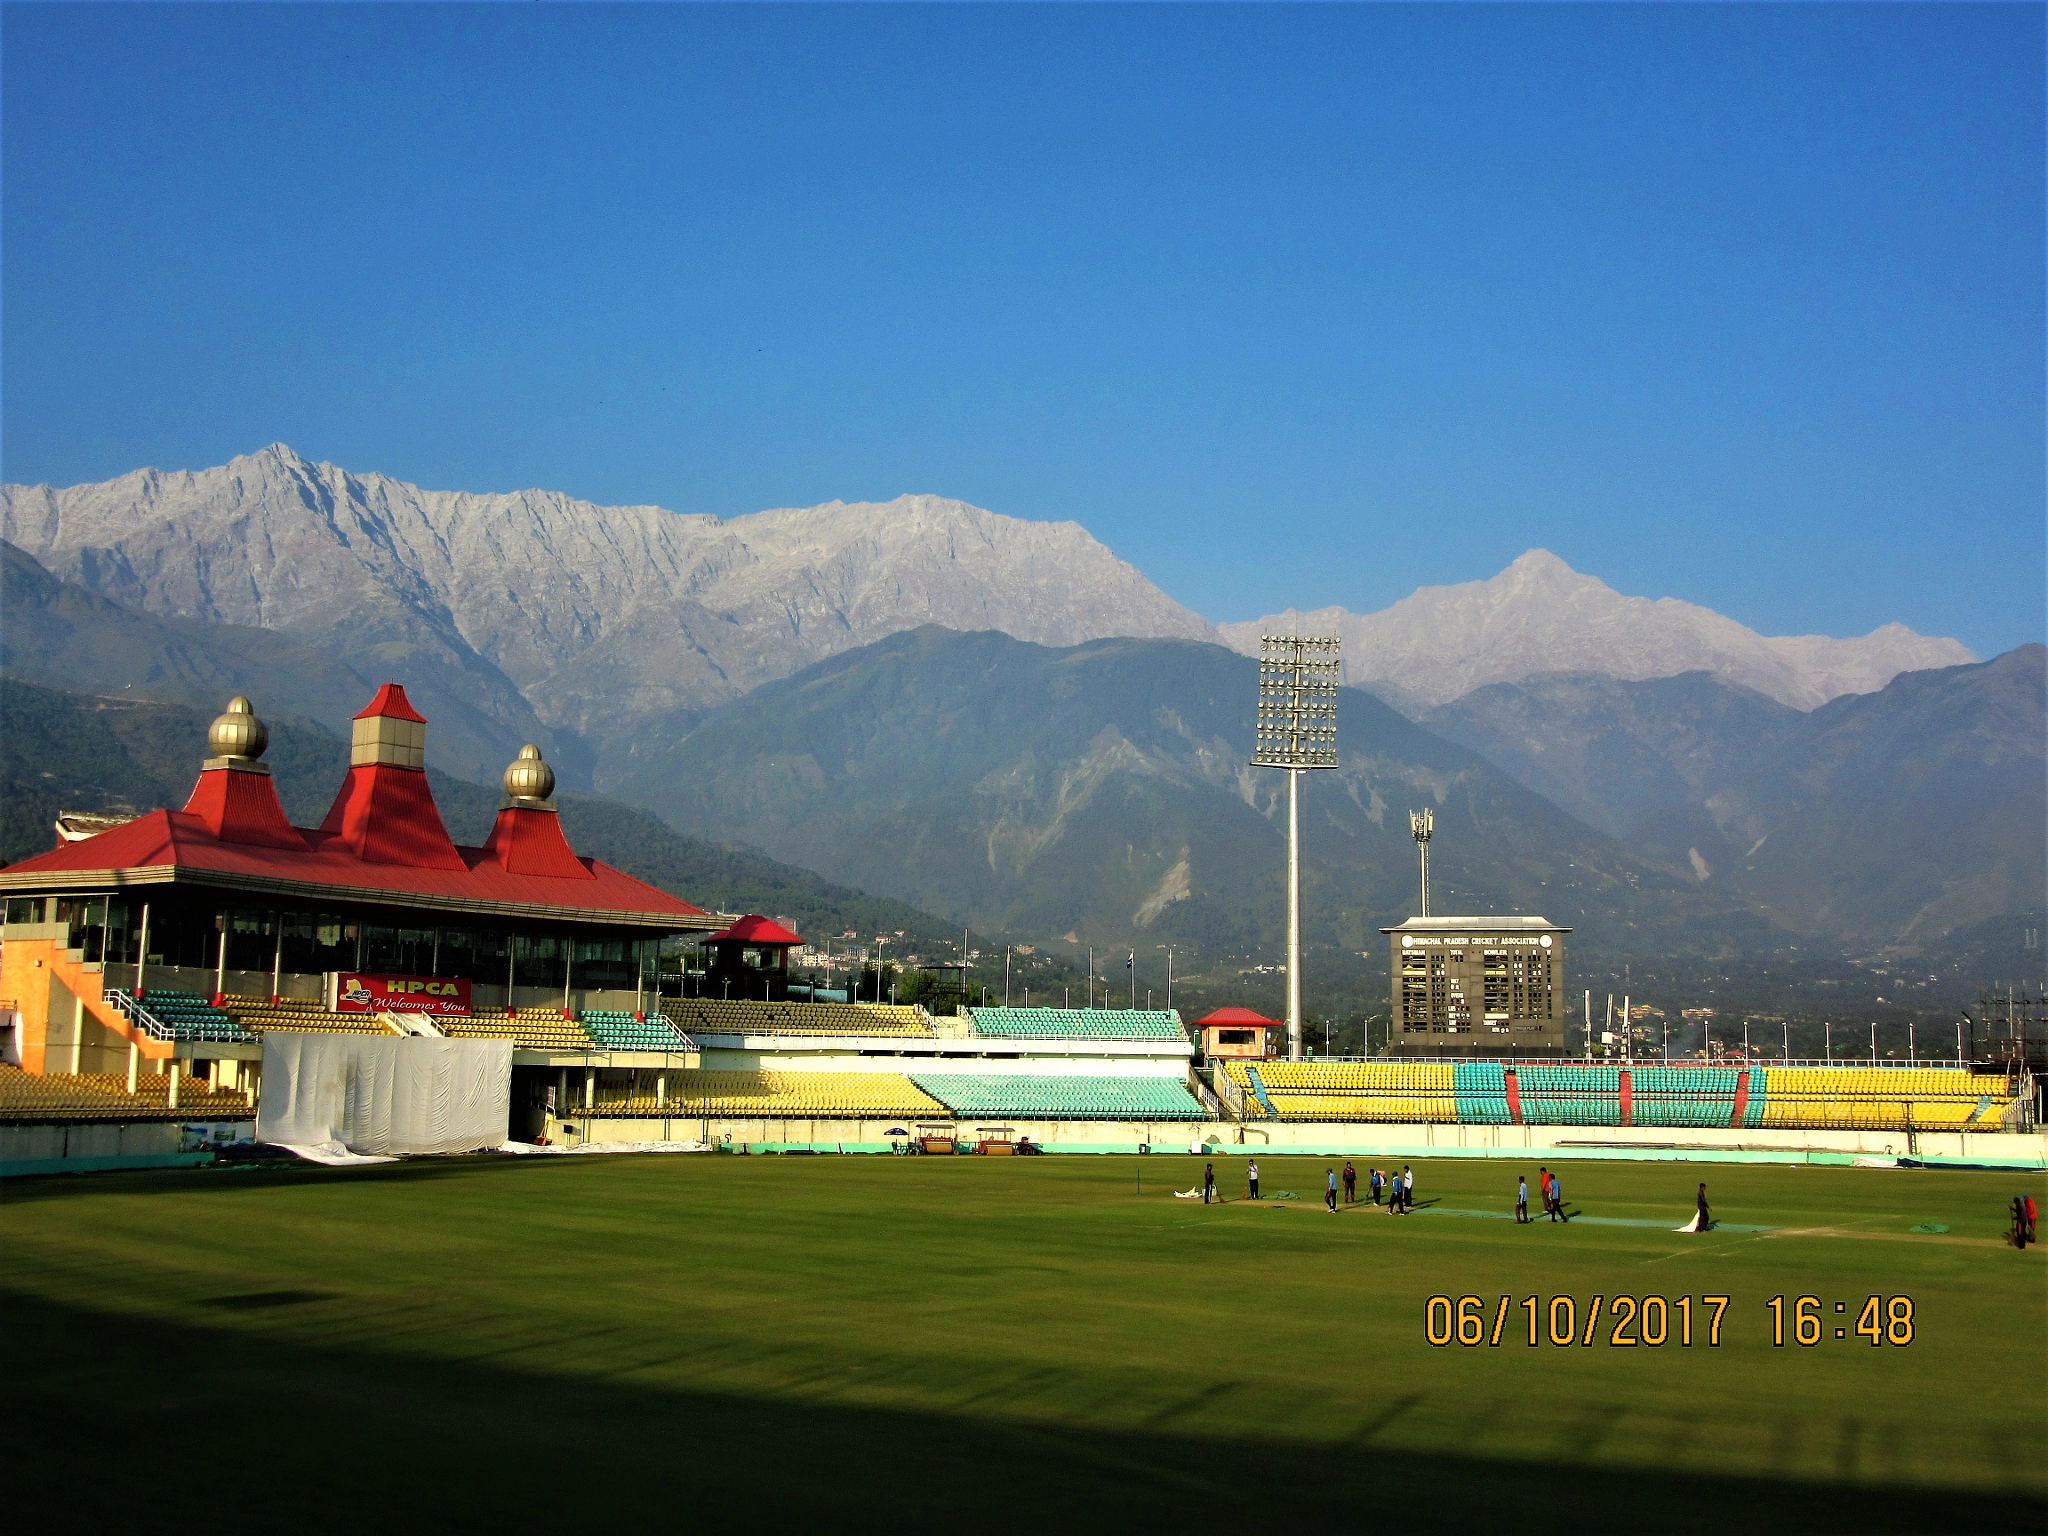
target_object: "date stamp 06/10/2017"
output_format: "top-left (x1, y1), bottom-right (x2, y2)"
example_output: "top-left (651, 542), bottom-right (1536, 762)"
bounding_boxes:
top-left (1423, 1294), bottom-right (1916, 1349)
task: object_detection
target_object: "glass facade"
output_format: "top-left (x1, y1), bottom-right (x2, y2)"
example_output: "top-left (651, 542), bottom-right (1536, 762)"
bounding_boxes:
top-left (8, 892), bottom-right (665, 994)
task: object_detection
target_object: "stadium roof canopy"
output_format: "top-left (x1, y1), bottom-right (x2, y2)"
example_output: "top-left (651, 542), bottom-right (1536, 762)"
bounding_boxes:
top-left (0, 684), bottom-right (716, 932)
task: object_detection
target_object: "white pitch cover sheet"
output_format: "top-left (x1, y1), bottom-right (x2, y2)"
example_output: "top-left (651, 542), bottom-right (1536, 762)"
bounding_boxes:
top-left (257, 1032), bottom-right (512, 1155)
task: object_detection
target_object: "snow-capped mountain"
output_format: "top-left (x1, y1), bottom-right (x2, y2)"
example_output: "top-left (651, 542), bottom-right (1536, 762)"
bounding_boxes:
top-left (1219, 549), bottom-right (1973, 711)
top-left (1, 445), bottom-right (1214, 758)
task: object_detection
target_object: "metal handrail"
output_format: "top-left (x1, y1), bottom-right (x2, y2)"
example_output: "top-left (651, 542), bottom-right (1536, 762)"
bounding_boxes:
top-left (103, 987), bottom-right (174, 1041)
top-left (1209, 1066), bottom-right (1248, 1121)
top-left (103, 986), bottom-right (254, 1043)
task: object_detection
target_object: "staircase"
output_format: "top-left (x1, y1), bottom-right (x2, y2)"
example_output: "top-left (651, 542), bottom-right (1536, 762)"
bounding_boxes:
top-left (45, 944), bottom-right (172, 1068)
top-left (1245, 1065), bottom-right (1276, 1119)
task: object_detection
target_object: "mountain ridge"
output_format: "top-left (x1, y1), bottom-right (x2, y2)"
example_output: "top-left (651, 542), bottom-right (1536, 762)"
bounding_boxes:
top-left (1221, 548), bottom-right (1973, 710)
top-left (1, 445), bottom-right (1214, 781)
top-left (617, 626), bottom-right (1794, 994)
top-left (1424, 647), bottom-right (2045, 950)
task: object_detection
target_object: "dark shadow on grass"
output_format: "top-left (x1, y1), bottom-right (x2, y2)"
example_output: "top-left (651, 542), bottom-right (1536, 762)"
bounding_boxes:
top-left (3, 1286), bottom-right (2033, 1534)
top-left (0, 1150), bottom-right (592, 1207)
top-left (199, 1289), bottom-right (339, 1310)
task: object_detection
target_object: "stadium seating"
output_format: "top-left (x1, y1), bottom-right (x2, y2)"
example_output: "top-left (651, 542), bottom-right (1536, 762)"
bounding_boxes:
top-left (1516, 1063), bottom-right (1622, 1127)
top-left (589, 1070), bottom-right (947, 1118)
top-left (579, 1009), bottom-right (692, 1051)
top-left (0, 1063), bottom-right (252, 1121)
top-left (1454, 1061), bottom-right (1512, 1124)
top-left (220, 995), bottom-right (398, 1037)
top-left (911, 1074), bottom-right (1204, 1120)
top-left (130, 990), bottom-right (255, 1043)
top-left (968, 1007), bottom-right (1187, 1042)
top-left (1757, 1066), bottom-right (2019, 1132)
top-left (1629, 1065), bottom-right (1737, 1129)
top-left (440, 1008), bottom-right (595, 1051)
top-left (659, 998), bottom-right (932, 1037)
top-left (1739, 1069), bottom-right (1768, 1129)
top-left (1219, 1060), bottom-right (1457, 1122)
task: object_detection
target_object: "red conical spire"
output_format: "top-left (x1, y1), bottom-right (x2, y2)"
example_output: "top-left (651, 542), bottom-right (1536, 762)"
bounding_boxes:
top-left (181, 697), bottom-right (306, 850)
top-left (318, 682), bottom-right (466, 869)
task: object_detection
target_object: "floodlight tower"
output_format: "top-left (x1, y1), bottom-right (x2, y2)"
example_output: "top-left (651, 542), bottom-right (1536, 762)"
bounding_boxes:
top-left (1409, 807), bottom-right (1434, 918)
top-left (1251, 634), bottom-right (1340, 1060)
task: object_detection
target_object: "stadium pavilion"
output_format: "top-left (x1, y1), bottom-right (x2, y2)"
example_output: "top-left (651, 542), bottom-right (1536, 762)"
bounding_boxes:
top-left (0, 687), bottom-right (722, 1116)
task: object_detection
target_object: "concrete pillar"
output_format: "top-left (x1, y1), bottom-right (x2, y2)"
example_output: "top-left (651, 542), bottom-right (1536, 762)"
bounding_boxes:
top-left (127, 1042), bottom-right (139, 1095)
top-left (583, 1067), bottom-right (594, 1111)
top-left (657, 1072), bottom-right (667, 1109)
top-left (69, 992), bottom-right (85, 1075)
top-left (167, 1061), bottom-right (181, 1110)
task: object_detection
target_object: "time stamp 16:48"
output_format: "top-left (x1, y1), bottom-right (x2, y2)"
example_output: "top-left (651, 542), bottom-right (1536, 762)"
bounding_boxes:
top-left (1424, 1294), bottom-right (1916, 1349)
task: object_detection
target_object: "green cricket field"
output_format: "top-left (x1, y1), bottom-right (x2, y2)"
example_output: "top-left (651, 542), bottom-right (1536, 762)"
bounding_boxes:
top-left (5, 1152), bottom-right (2042, 1531)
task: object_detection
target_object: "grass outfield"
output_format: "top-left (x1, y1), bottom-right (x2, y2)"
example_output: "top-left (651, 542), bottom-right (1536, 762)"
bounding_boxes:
top-left (5, 1153), bottom-right (2043, 1532)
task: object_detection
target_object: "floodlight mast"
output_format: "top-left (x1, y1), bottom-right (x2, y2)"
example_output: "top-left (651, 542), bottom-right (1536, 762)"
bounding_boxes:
top-left (1250, 634), bottom-right (1340, 1061)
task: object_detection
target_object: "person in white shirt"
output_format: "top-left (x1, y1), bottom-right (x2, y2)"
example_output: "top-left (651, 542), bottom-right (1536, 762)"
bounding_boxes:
top-left (1247, 1158), bottom-right (1261, 1200)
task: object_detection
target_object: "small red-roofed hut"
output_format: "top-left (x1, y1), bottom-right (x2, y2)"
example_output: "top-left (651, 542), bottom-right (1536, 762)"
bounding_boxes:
top-left (1195, 1006), bottom-right (1280, 1060)
top-left (701, 915), bottom-right (804, 1002)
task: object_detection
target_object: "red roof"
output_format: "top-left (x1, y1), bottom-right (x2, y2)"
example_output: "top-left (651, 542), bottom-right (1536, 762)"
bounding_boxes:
top-left (1195, 1006), bottom-right (1280, 1027)
top-left (182, 766), bottom-right (307, 851)
top-left (0, 681), bottom-right (707, 927)
top-left (707, 914), bottom-right (803, 946)
top-left (480, 805), bottom-right (593, 880)
top-left (319, 761), bottom-right (468, 869)
top-left (355, 682), bottom-right (428, 722)
top-left (0, 806), bottom-right (706, 924)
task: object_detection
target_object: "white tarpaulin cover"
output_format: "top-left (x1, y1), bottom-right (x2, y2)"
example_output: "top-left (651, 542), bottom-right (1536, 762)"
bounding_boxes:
top-left (276, 1140), bottom-right (400, 1166)
top-left (257, 1032), bottom-right (512, 1155)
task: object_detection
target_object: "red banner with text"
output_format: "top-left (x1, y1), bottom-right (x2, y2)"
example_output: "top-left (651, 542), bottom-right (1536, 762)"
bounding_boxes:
top-left (333, 973), bottom-right (473, 1018)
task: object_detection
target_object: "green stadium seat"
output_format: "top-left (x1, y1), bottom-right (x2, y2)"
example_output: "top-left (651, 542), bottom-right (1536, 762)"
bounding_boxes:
top-left (967, 1008), bottom-right (1187, 1042)
top-left (579, 1010), bottom-right (692, 1051)
top-left (910, 1074), bottom-right (1204, 1120)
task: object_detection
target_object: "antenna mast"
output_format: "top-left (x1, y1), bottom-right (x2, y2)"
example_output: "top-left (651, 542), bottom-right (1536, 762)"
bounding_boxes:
top-left (1409, 807), bottom-right (1434, 918)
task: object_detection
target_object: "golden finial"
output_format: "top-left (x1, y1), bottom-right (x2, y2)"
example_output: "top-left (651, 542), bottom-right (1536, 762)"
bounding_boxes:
top-left (503, 743), bottom-right (556, 803)
top-left (207, 696), bottom-right (268, 761)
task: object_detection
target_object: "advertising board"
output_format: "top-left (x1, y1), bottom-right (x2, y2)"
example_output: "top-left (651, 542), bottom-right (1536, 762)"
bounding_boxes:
top-left (329, 973), bottom-right (473, 1018)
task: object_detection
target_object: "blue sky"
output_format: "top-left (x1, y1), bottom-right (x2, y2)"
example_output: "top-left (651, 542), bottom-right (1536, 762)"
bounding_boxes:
top-left (3, 4), bottom-right (2041, 656)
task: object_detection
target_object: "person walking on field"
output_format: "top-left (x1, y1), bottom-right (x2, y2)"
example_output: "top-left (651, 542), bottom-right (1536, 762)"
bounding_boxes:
top-left (1327, 1167), bottom-right (1339, 1213)
top-left (1402, 1165), bottom-right (1416, 1212)
top-left (1203, 1161), bottom-right (1216, 1205)
top-left (1370, 1167), bottom-right (1385, 1206)
top-left (1248, 1159), bottom-right (1261, 1201)
top-left (1694, 1182), bottom-right (1712, 1233)
top-left (1343, 1160), bottom-right (1358, 1204)
top-left (1537, 1166), bottom-right (1551, 1219)
top-left (2015, 1194), bottom-right (2031, 1249)
top-left (1548, 1170), bottom-right (1567, 1223)
top-left (2027, 1193), bottom-right (2038, 1246)
top-left (1516, 1175), bottom-right (1529, 1224)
